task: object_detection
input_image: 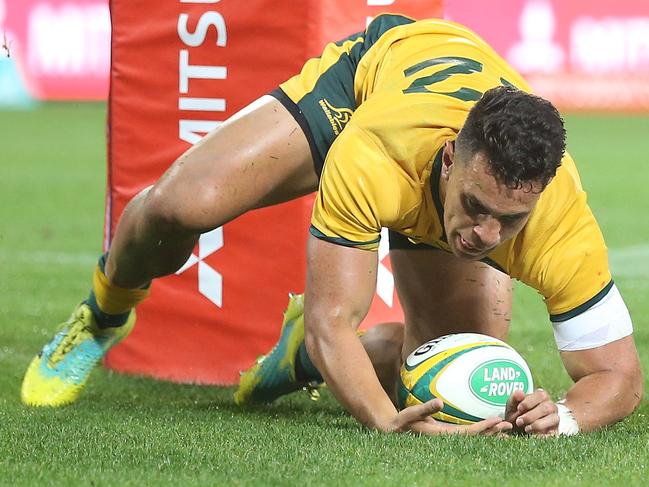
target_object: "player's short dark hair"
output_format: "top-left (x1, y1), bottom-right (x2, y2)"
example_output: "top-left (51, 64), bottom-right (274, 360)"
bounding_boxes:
top-left (456, 86), bottom-right (566, 192)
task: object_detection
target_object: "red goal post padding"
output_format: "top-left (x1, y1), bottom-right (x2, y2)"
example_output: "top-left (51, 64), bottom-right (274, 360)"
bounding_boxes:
top-left (105, 0), bottom-right (443, 385)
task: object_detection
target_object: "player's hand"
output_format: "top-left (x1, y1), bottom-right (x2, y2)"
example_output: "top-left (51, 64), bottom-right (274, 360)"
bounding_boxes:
top-left (388, 398), bottom-right (513, 436)
top-left (505, 388), bottom-right (559, 436)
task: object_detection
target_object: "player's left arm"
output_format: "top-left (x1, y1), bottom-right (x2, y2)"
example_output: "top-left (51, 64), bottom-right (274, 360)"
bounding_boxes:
top-left (558, 333), bottom-right (643, 432)
top-left (507, 285), bottom-right (643, 436)
top-left (508, 338), bottom-right (642, 436)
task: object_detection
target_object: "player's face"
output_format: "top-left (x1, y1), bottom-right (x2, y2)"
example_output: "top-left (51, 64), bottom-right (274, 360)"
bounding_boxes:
top-left (440, 141), bottom-right (542, 261)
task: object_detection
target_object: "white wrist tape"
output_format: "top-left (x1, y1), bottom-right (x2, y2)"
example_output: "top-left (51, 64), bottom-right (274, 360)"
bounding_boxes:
top-left (556, 402), bottom-right (580, 436)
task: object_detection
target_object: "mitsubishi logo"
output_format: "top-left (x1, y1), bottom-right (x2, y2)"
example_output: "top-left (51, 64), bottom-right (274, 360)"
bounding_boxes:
top-left (377, 228), bottom-right (394, 307)
top-left (174, 227), bottom-right (394, 309)
top-left (175, 227), bottom-right (224, 307)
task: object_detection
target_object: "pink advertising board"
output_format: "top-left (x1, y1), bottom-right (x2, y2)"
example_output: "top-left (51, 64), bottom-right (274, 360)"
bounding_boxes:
top-left (1, 0), bottom-right (109, 100)
top-left (446, 0), bottom-right (649, 111)
top-left (3, 0), bottom-right (649, 110)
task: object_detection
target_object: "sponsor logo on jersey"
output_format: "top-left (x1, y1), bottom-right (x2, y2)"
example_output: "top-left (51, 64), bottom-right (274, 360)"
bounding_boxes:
top-left (318, 98), bottom-right (353, 135)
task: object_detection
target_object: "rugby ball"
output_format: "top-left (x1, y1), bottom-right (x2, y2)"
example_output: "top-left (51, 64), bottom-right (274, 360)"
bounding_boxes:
top-left (398, 333), bottom-right (533, 424)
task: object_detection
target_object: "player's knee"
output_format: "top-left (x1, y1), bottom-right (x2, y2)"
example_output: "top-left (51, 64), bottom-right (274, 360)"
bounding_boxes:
top-left (138, 185), bottom-right (195, 236)
top-left (362, 323), bottom-right (404, 368)
top-left (362, 322), bottom-right (404, 346)
top-left (361, 323), bottom-right (404, 403)
top-left (140, 183), bottom-right (216, 235)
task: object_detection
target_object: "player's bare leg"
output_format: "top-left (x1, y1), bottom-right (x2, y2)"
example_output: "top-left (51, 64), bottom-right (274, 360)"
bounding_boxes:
top-left (360, 322), bottom-right (404, 404)
top-left (106, 95), bottom-right (317, 288)
top-left (391, 249), bottom-right (513, 357)
top-left (358, 249), bottom-right (513, 405)
top-left (22, 95), bottom-right (319, 406)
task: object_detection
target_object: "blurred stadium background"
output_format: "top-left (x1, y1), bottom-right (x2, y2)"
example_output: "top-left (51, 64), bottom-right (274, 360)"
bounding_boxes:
top-left (4, 0), bottom-right (648, 106)
top-left (2, 1), bottom-right (649, 485)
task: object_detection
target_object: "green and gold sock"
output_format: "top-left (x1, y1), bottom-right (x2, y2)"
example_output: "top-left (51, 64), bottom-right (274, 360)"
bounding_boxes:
top-left (86, 253), bottom-right (150, 328)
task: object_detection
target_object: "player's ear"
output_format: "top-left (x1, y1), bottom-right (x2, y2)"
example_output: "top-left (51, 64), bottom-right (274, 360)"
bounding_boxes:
top-left (441, 140), bottom-right (455, 180)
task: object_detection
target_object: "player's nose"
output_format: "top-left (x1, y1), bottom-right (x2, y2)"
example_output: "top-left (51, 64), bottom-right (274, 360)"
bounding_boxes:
top-left (473, 217), bottom-right (501, 248)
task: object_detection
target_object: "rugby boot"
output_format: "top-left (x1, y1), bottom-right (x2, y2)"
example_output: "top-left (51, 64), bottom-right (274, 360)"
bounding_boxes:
top-left (21, 303), bottom-right (135, 407)
top-left (234, 293), bottom-right (322, 405)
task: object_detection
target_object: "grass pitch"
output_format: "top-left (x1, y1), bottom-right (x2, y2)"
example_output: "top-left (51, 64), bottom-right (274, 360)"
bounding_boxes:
top-left (1, 103), bottom-right (648, 486)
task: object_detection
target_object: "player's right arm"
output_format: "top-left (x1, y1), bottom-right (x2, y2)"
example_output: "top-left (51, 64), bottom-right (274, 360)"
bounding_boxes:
top-left (304, 234), bottom-right (395, 430)
top-left (304, 233), bottom-right (510, 435)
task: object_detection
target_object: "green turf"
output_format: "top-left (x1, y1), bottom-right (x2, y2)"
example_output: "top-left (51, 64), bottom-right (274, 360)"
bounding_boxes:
top-left (1, 104), bottom-right (648, 486)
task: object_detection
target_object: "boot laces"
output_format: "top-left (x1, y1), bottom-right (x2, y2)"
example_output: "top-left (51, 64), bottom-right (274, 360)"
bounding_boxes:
top-left (48, 313), bottom-right (94, 366)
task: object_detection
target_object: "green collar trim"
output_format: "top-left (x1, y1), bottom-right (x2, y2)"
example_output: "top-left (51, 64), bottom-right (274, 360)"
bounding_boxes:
top-left (429, 147), bottom-right (447, 243)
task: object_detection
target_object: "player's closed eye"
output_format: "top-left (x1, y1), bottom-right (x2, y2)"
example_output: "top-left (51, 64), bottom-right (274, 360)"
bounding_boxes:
top-left (500, 214), bottom-right (524, 225)
top-left (462, 195), bottom-right (485, 216)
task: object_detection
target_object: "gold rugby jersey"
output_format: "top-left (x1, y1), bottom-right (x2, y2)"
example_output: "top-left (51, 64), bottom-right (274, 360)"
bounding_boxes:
top-left (282, 15), bottom-right (611, 321)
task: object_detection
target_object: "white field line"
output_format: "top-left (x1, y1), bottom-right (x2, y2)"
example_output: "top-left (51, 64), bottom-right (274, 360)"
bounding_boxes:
top-left (0, 249), bottom-right (98, 267)
top-left (0, 244), bottom-right (647, 277)
top-left (609, 244), bottom-right (649, 279)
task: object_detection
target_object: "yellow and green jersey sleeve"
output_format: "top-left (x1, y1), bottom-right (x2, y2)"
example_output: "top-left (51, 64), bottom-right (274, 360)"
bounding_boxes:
top-left (310, 124), bottom-right (415, 250)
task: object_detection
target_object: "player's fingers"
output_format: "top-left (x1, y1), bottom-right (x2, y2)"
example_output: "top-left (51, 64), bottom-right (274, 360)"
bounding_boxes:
top-left (516, 388), bottom-right (550, 414)
top-left (396, 399), bottom-right (443, 429)
top-left (409, 421), bottom-right (455, 436)
top-left (481, 421), bottom-right (514, 436)
top-left (505, 389), bottom-right (526, 422)
top-left (419, 418), bottom-right (512, 437)
top-left (515, 400), bottom-right (557, 429)
top-left (462, 416), bottom-right (505, 435)
top-left (523, 413), bottom-right (560, 436)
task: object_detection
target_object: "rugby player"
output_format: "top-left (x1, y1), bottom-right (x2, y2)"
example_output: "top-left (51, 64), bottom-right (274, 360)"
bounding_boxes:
top-left (22, 14), bottom-right (642, 436)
